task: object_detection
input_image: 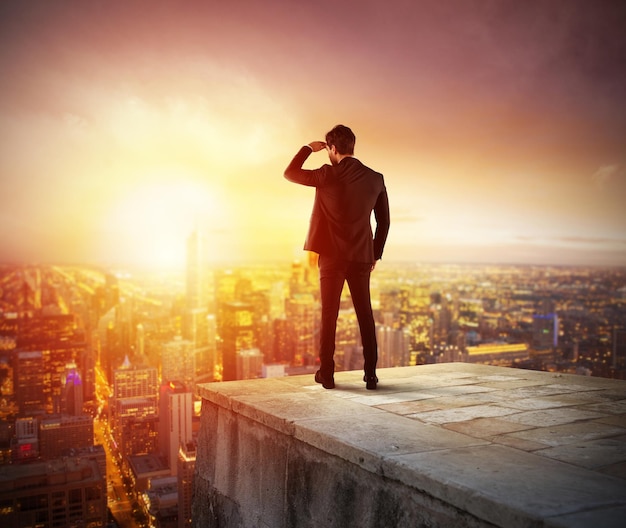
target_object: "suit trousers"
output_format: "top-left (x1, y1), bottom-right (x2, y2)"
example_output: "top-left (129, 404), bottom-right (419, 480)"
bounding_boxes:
top-left (318, 254), bottom-right (378, 379)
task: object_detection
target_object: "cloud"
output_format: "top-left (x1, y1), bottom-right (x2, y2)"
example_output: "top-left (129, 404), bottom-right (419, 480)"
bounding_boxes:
top-left (391, 211), bottom-right (425, 223)
top-left (515, 235), bottom-right (626, 246)
top-left (558, 236), bottom-right (626, 246)
top-left (592, 164), bottom-right (625, 190)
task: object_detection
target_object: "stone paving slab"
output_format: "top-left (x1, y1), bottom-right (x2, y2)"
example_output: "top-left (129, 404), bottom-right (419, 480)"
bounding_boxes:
top-left (386, 444), bottom-right (626, 528)
top-left (536, 437), bottom-right (626, 469)
top-left (196, 363), bottom-right (626, 527)
top-left (504, 421), bottom-right (625, 447)
top-left (501, 407), bottom-right (608, 428)
top-left (443, 416), bottom-right (534, 439)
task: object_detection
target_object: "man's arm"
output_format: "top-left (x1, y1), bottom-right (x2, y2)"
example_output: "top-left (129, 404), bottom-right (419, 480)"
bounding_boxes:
top-left (373, 184), bottom-right (390, 261)
top-left (284, 142), bottom-right (326, 186)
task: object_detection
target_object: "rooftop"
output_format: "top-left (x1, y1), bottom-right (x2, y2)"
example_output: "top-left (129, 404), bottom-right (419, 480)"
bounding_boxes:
top-left (195, 363), bottom-right (626, 527)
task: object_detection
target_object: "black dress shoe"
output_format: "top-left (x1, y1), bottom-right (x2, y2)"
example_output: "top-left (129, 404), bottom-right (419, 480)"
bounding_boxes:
top-left (363, 374), bottom-right (378, 390)
top-left (315, 370), bottom-right (335, 389)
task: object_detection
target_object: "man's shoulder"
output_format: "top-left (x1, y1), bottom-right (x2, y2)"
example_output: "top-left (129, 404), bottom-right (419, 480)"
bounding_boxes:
top-left (343, 157), bottom-right (383, 177)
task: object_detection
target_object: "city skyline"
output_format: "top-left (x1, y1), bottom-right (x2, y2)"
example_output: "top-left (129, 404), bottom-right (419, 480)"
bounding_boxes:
top-left (1, 1), bottom-right (625, 270)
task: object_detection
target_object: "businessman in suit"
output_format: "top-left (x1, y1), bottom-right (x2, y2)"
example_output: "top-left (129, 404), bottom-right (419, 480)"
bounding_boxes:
top-left (284, 125), bottom-right (390, 390)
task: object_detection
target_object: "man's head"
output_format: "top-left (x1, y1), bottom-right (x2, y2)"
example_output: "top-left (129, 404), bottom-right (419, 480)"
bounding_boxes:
top-left (325, 125), bottom-right (355, 165)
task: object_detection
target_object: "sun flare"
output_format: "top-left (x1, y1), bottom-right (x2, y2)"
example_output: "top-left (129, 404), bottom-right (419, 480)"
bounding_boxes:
top-left (102, 177), bottom-right (224, 269)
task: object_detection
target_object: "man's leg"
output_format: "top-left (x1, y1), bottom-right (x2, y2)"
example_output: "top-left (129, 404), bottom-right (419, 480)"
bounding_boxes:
top-left (346, 262), bottom-right (378, 382)
top-left (318, 255), bottom-right (346, 383)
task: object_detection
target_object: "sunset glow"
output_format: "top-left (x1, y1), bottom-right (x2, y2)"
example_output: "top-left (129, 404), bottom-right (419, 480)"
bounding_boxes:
top-left (0, 1), bottom-right (624, 268)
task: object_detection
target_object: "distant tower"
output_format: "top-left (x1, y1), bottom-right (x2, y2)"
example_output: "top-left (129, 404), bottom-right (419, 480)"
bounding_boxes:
top-left (184, 230), bottom-right (216, 382)
top-left (177, 441), bottom-right (196, 528)
top-left (111, 357), bottom-right (159, 458)
top-left (285, 294), bottom-right (317, 366)
top-left (136, 323), bottom-right (145, 358)
top-left (14, 350), bottom-right (45, 415)
top-left (532, 313), bottom-right (558, 350)
top-left (306, 251), bottom-right (319, 288)
top-left (161, 337), bottom-right (196, 388)
top-left (221, 302), bottom-right (254, 381)
top-left (39, 414), bottom-right (94, 459)
top-left (62, 361), bottom-right (84, 416)
top-left (12, 417), bottom-right (39, 461)
top-left (429, 292), bottom-right (452, 350)
top-left (159, 381), bottom-right (193, 476)
top-left (613, 327), bottom-right (626, 371)
top-left (377, 325), bottom-right (411, 368)
top-left (194, 313), bottom-right (217, 383)
top-left (289, 260), bottom-right (304, 296)
top-left (186, 229), bottom-right (206, 311)
top-left (237, 348), bottom-right (264, 380)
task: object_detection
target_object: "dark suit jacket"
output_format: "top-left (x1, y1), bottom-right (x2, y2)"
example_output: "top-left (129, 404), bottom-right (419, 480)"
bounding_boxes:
top-left (284, 146), bottom-right (390, 262)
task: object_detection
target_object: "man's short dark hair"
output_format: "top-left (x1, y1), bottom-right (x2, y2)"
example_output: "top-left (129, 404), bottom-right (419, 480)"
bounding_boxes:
top-left (325, 125), bottom-right (355, 155)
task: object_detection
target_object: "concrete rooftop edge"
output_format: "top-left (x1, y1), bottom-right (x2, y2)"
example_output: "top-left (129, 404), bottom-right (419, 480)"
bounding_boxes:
top-left (196, 364), bottom-right (626, 528)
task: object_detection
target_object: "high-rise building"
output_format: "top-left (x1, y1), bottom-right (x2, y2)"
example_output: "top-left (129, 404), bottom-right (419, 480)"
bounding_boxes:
top-left (15, 312), bottom-right (93, 408)
top-left (237, 348), bottom-right (264, 380)
top-left (194, 313), bottom-right (217, 383)
top-left (177, 441), bottom-right (196, 528)
top-left (186, 229), bottom-right (207, 311)
top-left (183, 308), bottom-right (209, 348)
top-left (62, 361), bottom-right (83, 415)
top-left (221, 302), bottom-right (254, 381)
top-left (113, 357), bottom-right (158, 400)
top-left (184, 230), bottom-right (217, 383)
top-left (161, 337), bottom-right (196, 388)
top-left (39, 414), bottom-right (94, 459)
top-left (111, 357), bottom-right (159, 459)
top-left (613, 327), bottom-right (626, 371)
top-left (380, 290), bottom-right (401, 326)
top-left (11, 417), bottom-right (38, 461)
top-left (136, 323), bottom-right (146, 358)
top-left (0, 455), bottom-right (107, 527)
top-left (119, 417), bottom-right (159, 459)
top-left (285, 294), bottom-right (318, 366)
top-left (272, 316), bottom-right (292, 364)
top-left (376, 325), bottom-right (411, 368)
top-left (159, 381), bottom-right (193, 475)
top-left (532, 313), bottom-right (559, 350)
top-left (14, 350), bottom-right (45, 414)
top-left (429, 293), bottom-right (453, 350)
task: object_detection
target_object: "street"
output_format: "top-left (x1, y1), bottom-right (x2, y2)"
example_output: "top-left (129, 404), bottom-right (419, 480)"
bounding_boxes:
top-left (95, 416), bottom-right (144, 528)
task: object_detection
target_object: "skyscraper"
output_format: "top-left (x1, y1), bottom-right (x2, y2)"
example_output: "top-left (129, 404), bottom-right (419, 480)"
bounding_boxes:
top-left (221, 302), bottom-right (254, 381)
top-left (184, 229), bottom-right (216, 383)
top-left (285, 294), bottom-right (318, 366)
top-left (111, 357), bottom-right (159, 459)
top-left (613, 327), bottom-right (626, 371)
top-left (62, 361), bottom-right (83, 415)
top-left (161, 336), bottom-right (196, 388)
top-left (532, 313), bottom-right (559, 350)
top-left (376, 325), bottom-right (411, 368)
top-left (0, 456), bottom-right (107, 527)
top-left (39, 414), bottom-right (94, 459)
top-left (186, 229), bottom-right (207, 311)
top-left (11, 417), bottom-right (38, 461)
top-left (159, 381), bottom-right (193, 476)
top-left (177, 441), bottom-right (196, 528)
top-left (14, 350), bottom-right (45, 414)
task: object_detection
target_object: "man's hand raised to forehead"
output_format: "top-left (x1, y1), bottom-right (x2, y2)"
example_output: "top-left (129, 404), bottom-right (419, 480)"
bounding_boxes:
top-left (307, 141), bottom-right (327, 152)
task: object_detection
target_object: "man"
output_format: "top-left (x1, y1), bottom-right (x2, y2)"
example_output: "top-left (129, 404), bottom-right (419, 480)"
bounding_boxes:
top-left (284, 124), bottom-right (390, 390)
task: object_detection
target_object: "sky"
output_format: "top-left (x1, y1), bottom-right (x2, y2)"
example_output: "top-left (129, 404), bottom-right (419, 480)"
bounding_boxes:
top-left (1, 0), bottom-right (625, 270)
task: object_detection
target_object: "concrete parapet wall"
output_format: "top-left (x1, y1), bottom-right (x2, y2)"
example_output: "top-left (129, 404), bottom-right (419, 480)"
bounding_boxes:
top-left (193, 397), bottom-right (493, 528)
top-left (193, 365), bottom-right (626, 528)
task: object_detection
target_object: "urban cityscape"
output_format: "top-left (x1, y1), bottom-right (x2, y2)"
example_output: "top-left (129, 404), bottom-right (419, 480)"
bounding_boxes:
top-left (0, 228), bottom-right (625, 527)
